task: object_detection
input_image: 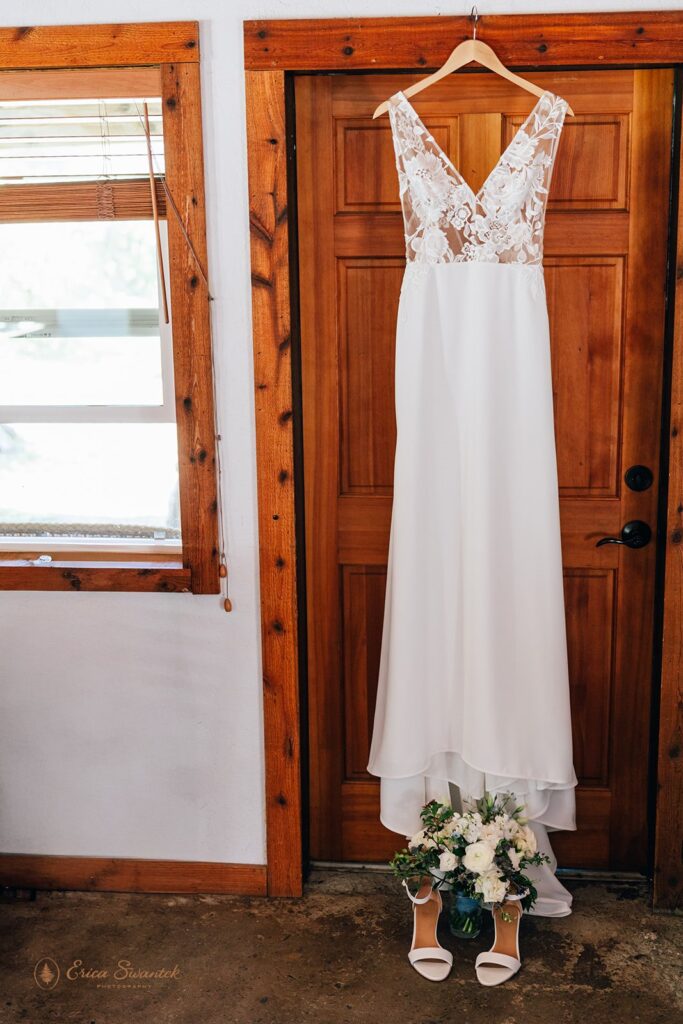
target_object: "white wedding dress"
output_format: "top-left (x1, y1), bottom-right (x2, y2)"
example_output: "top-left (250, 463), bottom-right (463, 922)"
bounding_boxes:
top-left (367, 90), bottom-right (577, 917)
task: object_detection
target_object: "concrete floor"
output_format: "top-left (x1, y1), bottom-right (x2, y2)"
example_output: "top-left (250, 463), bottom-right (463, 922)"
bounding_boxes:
top-left (0, 869), bottom-right (681, 1024)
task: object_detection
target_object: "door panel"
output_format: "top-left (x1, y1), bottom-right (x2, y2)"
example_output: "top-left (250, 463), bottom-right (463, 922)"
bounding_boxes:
top-left (296, 69), bottom-right (673, 869)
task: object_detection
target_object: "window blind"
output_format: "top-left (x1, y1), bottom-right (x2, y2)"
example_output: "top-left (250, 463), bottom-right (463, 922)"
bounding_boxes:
top-left (0, 97), bottom-right (165, 222)
top-left (0, 98), bottom-right (164, 183)
top-left (0, 179), bottom-right (166, 222)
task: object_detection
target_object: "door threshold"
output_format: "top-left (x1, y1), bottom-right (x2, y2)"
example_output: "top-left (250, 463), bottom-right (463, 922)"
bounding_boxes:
top-left (311, 860), bottom-right (648, 883)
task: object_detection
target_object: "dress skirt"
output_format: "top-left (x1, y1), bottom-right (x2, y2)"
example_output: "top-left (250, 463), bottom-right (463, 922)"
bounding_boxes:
top-left (367, 261), bottom-right (577, 916)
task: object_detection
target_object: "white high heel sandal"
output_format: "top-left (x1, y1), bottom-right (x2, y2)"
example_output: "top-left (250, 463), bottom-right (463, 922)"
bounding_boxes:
top-left (475, 894), bottom-right (524, 987)
top-left (403, 879), bottom-right (453, 982)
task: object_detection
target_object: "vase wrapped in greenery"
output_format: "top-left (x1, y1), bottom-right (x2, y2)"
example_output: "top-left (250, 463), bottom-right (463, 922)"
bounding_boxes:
top-left (390, 793), bottom-right (550, 928)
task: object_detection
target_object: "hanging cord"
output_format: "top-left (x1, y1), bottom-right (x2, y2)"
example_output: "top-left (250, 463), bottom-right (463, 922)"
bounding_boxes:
top-left (99, 98), bottom-right (113, 179)
top-left (137, 103), bottom-right (230, 610)
top-left (143, 103), bottom-right (170, 324)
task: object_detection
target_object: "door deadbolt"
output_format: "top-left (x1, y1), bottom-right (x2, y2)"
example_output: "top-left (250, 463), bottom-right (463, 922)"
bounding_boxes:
top-left (624, 465), bottom-right (654, 492)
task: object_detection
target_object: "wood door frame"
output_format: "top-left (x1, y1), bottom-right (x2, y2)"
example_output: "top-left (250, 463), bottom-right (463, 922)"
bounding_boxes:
top-left (245, 11), bottom-right (683, 906)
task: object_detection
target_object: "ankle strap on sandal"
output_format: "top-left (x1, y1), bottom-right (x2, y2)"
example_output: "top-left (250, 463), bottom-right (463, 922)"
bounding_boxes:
top-left (402, 879), bottom-right (436, 905)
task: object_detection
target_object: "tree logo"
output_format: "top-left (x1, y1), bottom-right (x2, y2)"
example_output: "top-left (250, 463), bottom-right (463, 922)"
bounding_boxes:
top-left (34, 957), bottom-right (60, 990)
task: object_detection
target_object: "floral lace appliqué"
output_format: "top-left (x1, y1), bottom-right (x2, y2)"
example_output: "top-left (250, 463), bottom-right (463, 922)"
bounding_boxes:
top-left (388, 91), bottom-right (567, 271)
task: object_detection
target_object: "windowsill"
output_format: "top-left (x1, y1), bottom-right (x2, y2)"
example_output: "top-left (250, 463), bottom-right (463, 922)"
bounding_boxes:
top-left (0, 560), bottom-right (191, 592)
top-left (0, 541), bottom-right (183, 558)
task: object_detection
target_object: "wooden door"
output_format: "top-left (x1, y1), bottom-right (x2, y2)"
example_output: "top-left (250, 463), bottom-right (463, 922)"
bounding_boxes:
top-left (296, 69), bottom-right (672, 870)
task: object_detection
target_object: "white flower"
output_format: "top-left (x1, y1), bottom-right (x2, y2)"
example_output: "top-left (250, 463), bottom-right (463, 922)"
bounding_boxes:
top-left (422, 836), bottom-right (438, 850)
top-left (522, 825), bottom-right (537, 855)
top-left (462, 840), bottom-right (495, 874)
top-left (508, 847), bottom-right (522, 871)
top-left (438, 851), bottom-right (458, 871)
top-left (459, 812), bottom-right (483, 843)
top-left (480, 821), bottom-right (505, 847)
top-left (497, 814), bottom-right (519, 840)
top-left (512, 824), bottom-right (537, 856)
top-left (409, 829), bottom-right (426, 849)
top-left (475, 869), bottom-right (508, 904)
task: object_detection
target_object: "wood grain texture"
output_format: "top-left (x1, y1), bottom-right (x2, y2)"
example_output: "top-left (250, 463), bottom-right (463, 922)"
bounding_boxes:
top-left (162, 62), bottom-right (219, 595)
top-left (342, 567), bottom-right (387, 778)
top-left (0, 66), bottom-right (161, 99)
top-left (609, 70), bottom-right (672, 871)
top-left (0, 34), bottom-right (218, 597)
top-left (655, 78), bottom-right (683, 911)
top-left (244, 15), bottom-right (683, 905)
top-left (246, 69), bottom-right (303, 897)
top-left (333, 211), bottom-right (630, 258)
top-left (0, 564), bottom-right (190, 592)
top-left (297, 69), bottom-right (671, 872)
top-left (245, 12), bottom-right (683, 70)
top-left (329, 69), bottom-right (634, 115)
top-left (339, 782), bottom-right (611, 867)
top-left (296, 75), bottom-right (346, 861)
top-left (0, 855), bottom-right (266, 895)
top-left (0, 22), bottom-right (199, 69)
top-left (0, 180), bottom-right (166, 223)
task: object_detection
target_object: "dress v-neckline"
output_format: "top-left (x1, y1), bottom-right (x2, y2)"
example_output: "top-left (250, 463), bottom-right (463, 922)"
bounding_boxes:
top-left (393, 89), bottom-right (556, 204)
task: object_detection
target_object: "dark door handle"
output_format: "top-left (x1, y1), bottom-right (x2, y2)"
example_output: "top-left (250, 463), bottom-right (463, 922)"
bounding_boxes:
top-left (595, 520), bottom-right (652, 549)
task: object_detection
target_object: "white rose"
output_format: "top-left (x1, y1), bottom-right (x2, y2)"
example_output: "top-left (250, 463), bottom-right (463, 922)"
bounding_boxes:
top-left (480, 822), bottom-right (504, 846)
top-left (422, 836), bottom-right (438, 850)
top-left (409, 829), bottom-right (425, 849)
top-left (522, 825), bottom-right (537, 855)
top-left (497, 815), bottom-right (519, 840)
top-left (438, 851), bottom-right (458, 872)
top-left (462, 840), bottom-right (495, 874)
top-left (475, 869), bottom-right (508, 904)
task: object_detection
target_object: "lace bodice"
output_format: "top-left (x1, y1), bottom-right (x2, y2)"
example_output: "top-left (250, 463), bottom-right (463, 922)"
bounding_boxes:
top-left (388, 90), bottom-right (567, 267)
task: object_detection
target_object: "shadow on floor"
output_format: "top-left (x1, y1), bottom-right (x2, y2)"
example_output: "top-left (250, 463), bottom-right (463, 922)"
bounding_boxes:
top-left (0, 870), bottom-right (681, 1024)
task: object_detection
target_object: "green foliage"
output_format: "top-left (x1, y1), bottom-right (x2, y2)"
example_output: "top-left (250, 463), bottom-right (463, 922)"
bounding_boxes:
top-left (390, 793), bottom-right (549, 911)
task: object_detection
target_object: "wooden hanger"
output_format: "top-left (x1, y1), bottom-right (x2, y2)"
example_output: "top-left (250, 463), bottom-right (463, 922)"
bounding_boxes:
top-left (372, 7), bottom-right (574, 119)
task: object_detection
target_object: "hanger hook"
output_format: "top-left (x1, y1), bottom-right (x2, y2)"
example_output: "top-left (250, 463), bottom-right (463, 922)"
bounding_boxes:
top-left (470, 5), bottom-right (479, 40)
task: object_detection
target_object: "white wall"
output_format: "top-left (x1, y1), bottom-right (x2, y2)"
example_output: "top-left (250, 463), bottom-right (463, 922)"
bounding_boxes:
top-left (0, 0), bottom-right (680, 866)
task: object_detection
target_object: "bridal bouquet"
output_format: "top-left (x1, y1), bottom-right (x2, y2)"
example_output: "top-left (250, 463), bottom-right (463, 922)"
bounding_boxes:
top-left (390, 793), bottom-right (550, 914)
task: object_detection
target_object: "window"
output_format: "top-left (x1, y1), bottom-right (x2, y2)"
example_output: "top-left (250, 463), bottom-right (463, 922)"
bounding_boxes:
top-left (0, 220), bottom-right (180, 552)
top-left (0, 55), bottom-right (219, 593)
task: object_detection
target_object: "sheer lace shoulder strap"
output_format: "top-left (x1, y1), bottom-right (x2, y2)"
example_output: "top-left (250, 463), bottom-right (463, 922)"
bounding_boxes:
top-left (478, 91), bottom-right (568, 266)
top-left (508, 91), bottom-right (567, 209)
top-left (387, 93), bottom-right (420, 174)
top-left (387, 94), bottom-right (468, 264)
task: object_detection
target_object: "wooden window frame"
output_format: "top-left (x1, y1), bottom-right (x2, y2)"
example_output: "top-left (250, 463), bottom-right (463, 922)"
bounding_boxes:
top-left (0, 23), bottom-right (219, 594)
top-left (244, 10), bottom-right (683, 905)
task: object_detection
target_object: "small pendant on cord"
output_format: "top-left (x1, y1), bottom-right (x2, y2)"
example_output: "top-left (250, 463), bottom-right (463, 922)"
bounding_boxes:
top-left (219, 560), bottom-right (232, 611)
